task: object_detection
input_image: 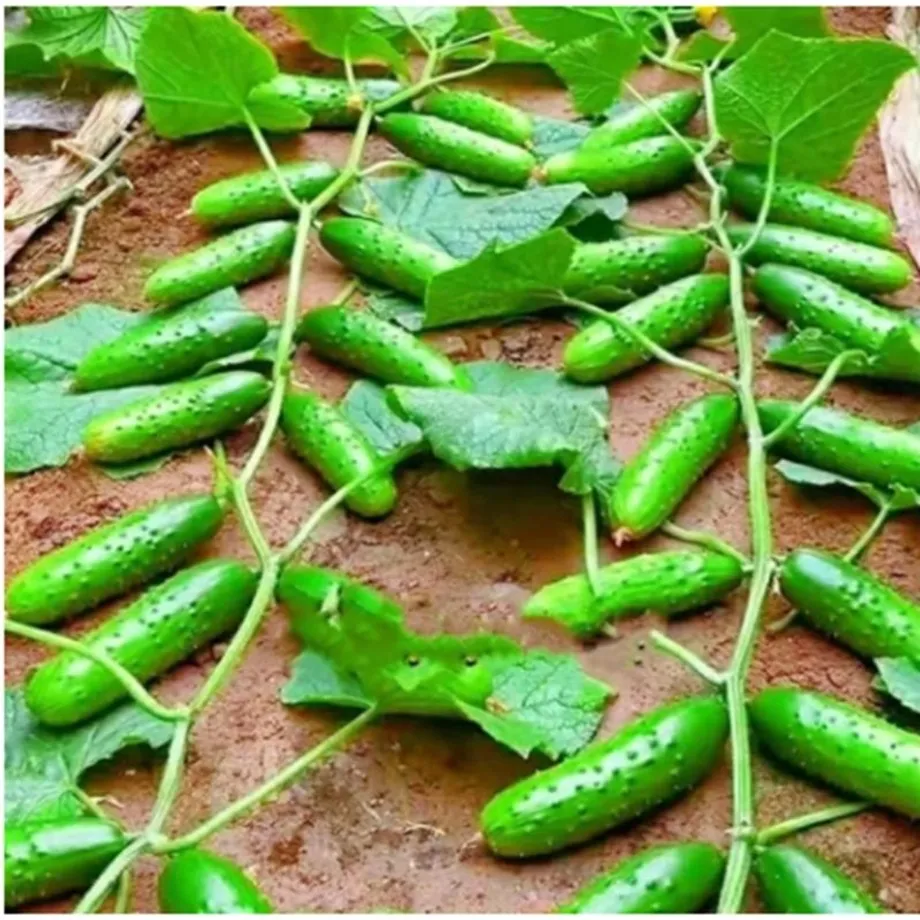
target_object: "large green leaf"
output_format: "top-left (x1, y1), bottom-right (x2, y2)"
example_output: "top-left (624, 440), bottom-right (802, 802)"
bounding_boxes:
top-left (875, 657), bottom-right (920, 716)
top-left (511, 7), bottom-right (631, 44)
top-left (774, 460), bottom-right (920, 512)
top-left (340, 380), bottom-right (424, 459)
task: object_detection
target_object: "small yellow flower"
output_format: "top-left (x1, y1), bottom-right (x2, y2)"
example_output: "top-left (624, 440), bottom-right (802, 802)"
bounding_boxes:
top-left (695, 6), bottom-right (719, 26)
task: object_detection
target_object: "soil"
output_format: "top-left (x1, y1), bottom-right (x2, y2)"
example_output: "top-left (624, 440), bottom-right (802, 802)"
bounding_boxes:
top-left (5, 7), bottom-right (920, 914)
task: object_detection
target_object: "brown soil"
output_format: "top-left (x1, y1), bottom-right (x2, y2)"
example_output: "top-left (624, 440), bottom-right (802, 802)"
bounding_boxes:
top-left (5, 7), bottom-right (920, 914)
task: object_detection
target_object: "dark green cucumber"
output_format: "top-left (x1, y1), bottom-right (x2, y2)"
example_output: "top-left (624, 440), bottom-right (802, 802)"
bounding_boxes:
top-left (378, 113), bottom-right (537, 187)
top-left (158, 849), bottom-right (273, 914)
top-left (481, 695), bottom-right (728, 857)
top-left (281, 387), bottom-right (397, 518)
top-left (726, 223), bottom-right (912, 294)
top-left (758, 400), bottom-right (920, 492)
top-left (754, 844), bottom-right (882, 914)
top-left (581, 90), bottom-right (702, 153)
top-left (320, 217), bottom-right (457, 300)
top-left (294, 306), bottom-right (470, 388)
top-left (749, 686), bottom-right (920, 818)
top-left (4, 818), bottom-right (126, 908)
top-left (145, 221), bottom-right (296, 306)
top-left (780, 548), bottom-right (920, 661)
top-left (523, 550), bottom-right (743, 638)
top-left (564, 273), bottom-right (730, 383)
top-left (83, 370), bottom-right (271, 464)
top-left (558, 842), bottom-right (725, 914)
top-left (24, 559), bottom-right (258, 727)
top-left (420, 90), bottom-right (533, 147)
top-left (6, 494), bottom-right (223, 626)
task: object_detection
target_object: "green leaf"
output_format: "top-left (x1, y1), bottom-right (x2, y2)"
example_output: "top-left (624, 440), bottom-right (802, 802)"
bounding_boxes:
top-left (281, 650), bottom-right (374, 709)
top-left (367, 7), bottom-right (458, 45)
top-left (196, 325), bottom-right (280, 376)
top-left (340, 379), bottom-right (425, 458)
top-left (531, 115), bottom-right (591, 159)
top-left (511, 7), bottom-right (629, 44)
top-left (362, 283), bottom-right (426, 332)
top-left (875, 657), bottom-right (920, 715)
top-left (773, 460), bottom-right (920, 512)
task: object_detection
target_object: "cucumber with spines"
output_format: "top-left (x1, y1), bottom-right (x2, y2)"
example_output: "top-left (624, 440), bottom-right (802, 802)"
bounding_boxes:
top-left (420, 90), bottom-right (533, 147)
top-left (158, 848), bottom-right (274, 914)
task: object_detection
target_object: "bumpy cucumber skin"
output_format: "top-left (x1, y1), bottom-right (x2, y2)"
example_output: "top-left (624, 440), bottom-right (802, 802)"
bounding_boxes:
top-left (481, 695), bottom-right (728, 858)
top-left (749, 687), bottom-right (920, 819)
top-left (611, 394), bottom-right (740, 540)
top-left (558, 842), bottom-right (725, 914)
top-left (581, 90), bottom-right (702, 153)
top-left (158, 849), bottom-right (273, 914)
top-left (191, 162), bottom-right (339, 227)
top-left (758, 399), bottom-right (920, 492)
top-left (726, 223), bottom-right (912, 294)
top-left (281, 388), bottom-right (397, 518)
top-left (25, 559), bottom-right (258, 727)
top-left (379, 113), bottom-right (537, 187)
top-left (6, 494), bottom-right (223, 626)
top-left (564, 273), bottom-right (730, 383)
top-left (144, 221), bottom-right (296, 306)
top-left (420, 90), bottom-right (533, 147)
top-left (754, 844), bottom-right (882, 914)
top-left (83, 370), bottom-right (271, 464)
top-left (564, 234), bottom-right (709, 304)
top-left (4, 819), bottom-right (125, 908)
top-left (295, 306), bottom-right (470, 389)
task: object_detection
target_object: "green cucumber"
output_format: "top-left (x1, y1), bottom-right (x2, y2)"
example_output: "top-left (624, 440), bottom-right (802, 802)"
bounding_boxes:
top-left (158, 849), bottom-right (273, 914)
top-left (581, 90), bottom-right (702, 153)
top-left (83, 370), bottom-right (271, 464)
top-left (24, 559), bottom-right (258, 727)
top-left (758, 400), bottom-right (920, 492)
top-left (749, 686), bottom-right (920, 818)
top-left (6, 493), bottom-right (223, 626)
top-left (611, 394), bottom-right (740, 541)
top-left (780, 548), bottom-right (920, 661)
top-left (558, 841), bottom-right (725, 914)
top-left (563, 273), bottom-right (730, 383)
top-left (281, 387), bottom-right (397, 518)
top-left (754, 844), bottom-right (882, 914)
top-left (145, 221), bottom-right (296, 307)
top-left (420, 89), bottom-right (533, 147)
top-left (726, 223), bottom-right (912, 294)
top-left (378, 113), bottom-right (537, 187)
top-left (4, 818), bottom-right (126, 908)
top-left (481, 695), bottom-right (728, 857)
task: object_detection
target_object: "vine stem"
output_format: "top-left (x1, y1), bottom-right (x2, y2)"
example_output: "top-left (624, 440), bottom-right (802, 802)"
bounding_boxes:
top-left (582, 494), bottom-right (602, 595)
top-left (661, 521), bottom-right (752, 570)
top-left (650, 630), bottom-right (725, 685)
top-left (242, 109), bottom-right (301, 212)
top-left (74, 835), bottom-right (150, 914)
top-left (755, 801), bottom-right (868, 846)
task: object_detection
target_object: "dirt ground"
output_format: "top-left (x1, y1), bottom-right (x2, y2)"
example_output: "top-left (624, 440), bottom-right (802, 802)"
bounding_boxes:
top-left (5, 7), bottom-right (920, 914)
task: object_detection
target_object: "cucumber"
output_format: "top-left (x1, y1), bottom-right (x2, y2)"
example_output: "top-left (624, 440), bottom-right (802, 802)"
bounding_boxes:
top-left (378, 113), bottom-right (537, 187)
top-left (581, 90), bottom-right (703, 153)
top-left (611, 394), bottom-right (740, 540)
top-left (294, 306), bottom-right (470, 388)
top-left (83, 370), bottom-right (271, 464)
top-left (480, 695), bottom-right (728, 857)
top-left (420, 89), bottom-right (533, 147)
top-left (190, 162), bottom-right (339, 227)
top-left (563, 273), bottom-right (730, 383)
top-left (558, 841), bottom-right (725, 914)
top-left (144, 221), bottom-right (296, 307)
top-left (24, 559), bottom-right (258, 727)
top-left (749, 686), bottom-right (920, 818)
top-left (6, 493), bottom-right (223, 626)
top-left (281, 387), bottom-right (397, 518)
top-left (319, 217), bottom-right (457, 300)
top-left (523, 550), bottom-right (743, 638)
top-left (158, 849), bottom-right (273, 914)
top-left (754, 844), bottom-right (882, 914)
top-left (758, 400), bottom-right (920, 492)
top-left (726, 223), bottom-right (912, 294)
top-left (779, 548), bottom-right (920, 661)
top-left (4, 818), bottom-right (126, 908)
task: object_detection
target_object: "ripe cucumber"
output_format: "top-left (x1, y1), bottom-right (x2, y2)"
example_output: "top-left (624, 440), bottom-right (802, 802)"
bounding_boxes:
top-left (749, 686), bottom-right (920, 818)
top-left (320, 217), bottom-right (457, 300)
top-left (4, 818), bottom-right (126, 908)
top-left (481, 695), bottom-right (728, 857)
top-left (754, 844), bottom-right (882, 914)
top-left (523, 550), bottom-right (743, 638)
top-left (6, 494), bottom-right (223, 626)
top-left (294, 306), bottom-right (470, 388)
top-left (779, 548), bottom-right (920, 661)
top-left (726, 223), bottom-right (912, 294)
top-left (611, 394), bottom-right (740, 540)
top-left (191, 162), bottom-right (339, 227)
top-left (420, 90), bottom-right (533, 147)
top-left (758, 400), bottom-right (920, 492)
top-left (158, 849), bottom-right (273, 914)
top-left (281, 387), bottom-right (397, 518)
top-left (24, 559), bottom-right (258, 727)
top-left (83, 370), bottom-right (271, 464)
top-left (563, 273), bottom-right (730, 383)
top-left (378, 113), bottom-right (537, 187)
top-left (144, 221), bottom-right (296, 307)
top-left (558, 841), bottom-right (725, 914)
